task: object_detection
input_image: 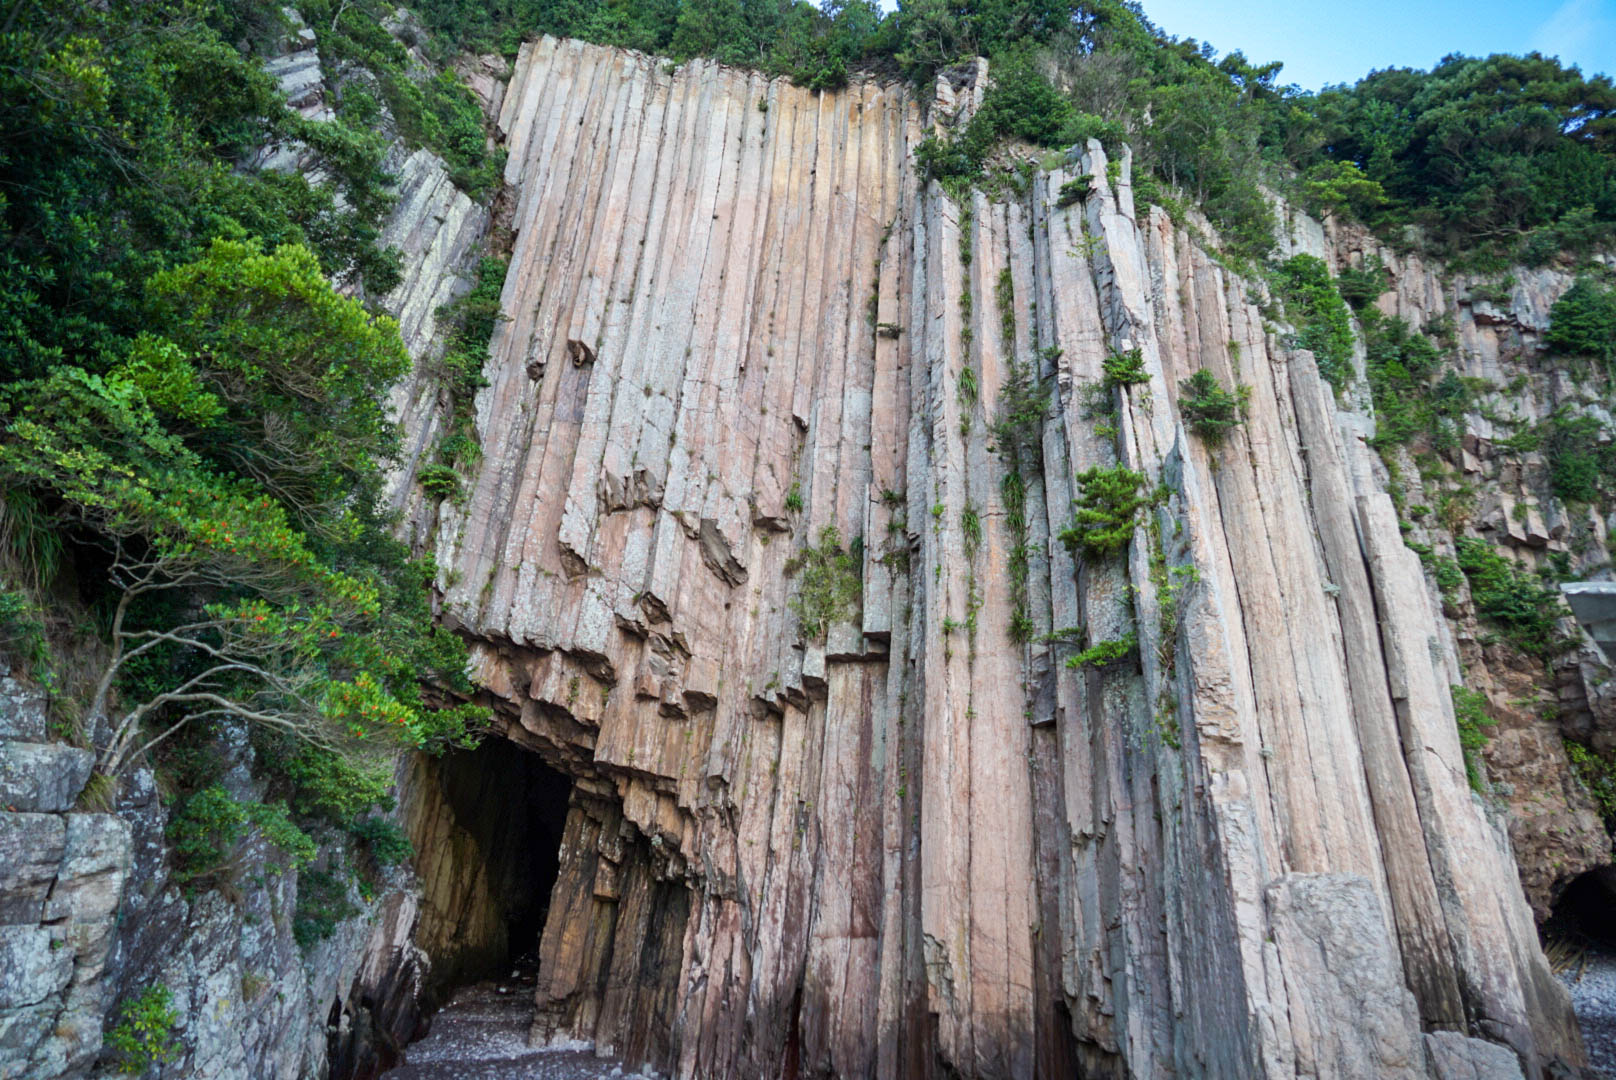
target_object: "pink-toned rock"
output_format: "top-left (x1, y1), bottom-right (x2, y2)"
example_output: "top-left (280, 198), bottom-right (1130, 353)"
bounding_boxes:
top-left (420, 39), bottom-right (1596, 1080)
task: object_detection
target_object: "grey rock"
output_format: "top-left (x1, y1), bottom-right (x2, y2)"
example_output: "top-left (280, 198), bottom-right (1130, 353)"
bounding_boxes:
top-left (1265, 874), bottom-right (1425, 1079)
top-left (0, 677), bottom-right (47, 742)
top-left (0, 742), bottom-right (93, 812)
top-left (0, 925), bottom-right (72, 1009)
top-left (0, 814), bottom-right (65, 924)
top-left (1424, 1031), bottom-right (1527, 1080)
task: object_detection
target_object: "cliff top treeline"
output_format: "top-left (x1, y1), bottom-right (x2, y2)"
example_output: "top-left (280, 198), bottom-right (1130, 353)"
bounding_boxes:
top-left (410, 0), bottom-right (1616, 264)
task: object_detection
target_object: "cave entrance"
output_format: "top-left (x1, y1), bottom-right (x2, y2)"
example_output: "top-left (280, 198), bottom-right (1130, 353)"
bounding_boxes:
top-left (1545, 868), bottom-right (1616, 951)
top-left (414, 736), bottom-right (573, 999)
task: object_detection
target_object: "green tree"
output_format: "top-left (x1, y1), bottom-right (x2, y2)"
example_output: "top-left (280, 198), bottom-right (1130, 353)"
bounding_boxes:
top-left (0, 243), bottom-right (483, 785)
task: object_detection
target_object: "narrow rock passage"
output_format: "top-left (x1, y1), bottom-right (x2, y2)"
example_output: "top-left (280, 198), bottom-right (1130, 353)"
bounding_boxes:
top-left (381, 968), bottom-right (623, 1080)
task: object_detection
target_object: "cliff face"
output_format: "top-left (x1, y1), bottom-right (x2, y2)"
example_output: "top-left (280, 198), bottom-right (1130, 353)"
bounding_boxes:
top-left (412, 39), bottom-right (1604, 1079)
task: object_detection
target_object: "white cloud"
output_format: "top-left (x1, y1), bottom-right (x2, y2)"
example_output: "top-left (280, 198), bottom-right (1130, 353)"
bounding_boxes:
top-left (1531, 0), bottom-right (1615, 69)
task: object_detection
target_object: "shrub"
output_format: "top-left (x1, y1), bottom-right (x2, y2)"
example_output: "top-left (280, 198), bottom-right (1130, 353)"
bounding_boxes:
top-left (1102, 349), bottom-right (1149, 389)
top-left (350, 816), bottom-right (414, 864)
top-left (787, 526), bottom-right (862, 639)
top-left (294, 867), bottom-right (359, 948)
top-left (1359, 313), bottom-right (1456, 449)
top-left (416, 463), bottom-right (462, 502)
top-left (1066, 632), bottom-right (1137, 669)
top-left (1060, 466), bottom-right (1150, 559)
top-left (1056, 175), bottom-right (1092, 208)
top-left (1540, 410), bottom-right (1614, 505)
top-left (1454, 538), bottom-right (1567, 657)
top-left (1272, 254), bottom-right (1355, 387)
top-left (107, 985), bottom-right (180, 1074)
top-left (1178, 369), bottom-right (1250, 448)
top-left (1544, 278), bottom-right (1616, 363)
top-left (168, 786), bottom-right (316, 888)
top-left (1335, 257), bottom-right (1391, 311)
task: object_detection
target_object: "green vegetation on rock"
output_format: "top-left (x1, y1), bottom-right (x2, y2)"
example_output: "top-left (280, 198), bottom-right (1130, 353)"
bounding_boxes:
top-left (787, 525), bottom-right (863, 639)
top-left (1449, 684), bottom-right (1495, 793)
top-left (1177, 368), bottom-right (1250, 448)
top-left (1272, 255), bottom-right (1355, 388)
top-left (1453, 538), bottom-right (1568, 658)
top-left (107, 986), bottom-right (181, 1075)
top-left (1060, 465), bottom-right (1150, 559)
top-left (1545, 277), bottom-right (1616, 366)
top-left (0, 0), bottom-right (492, 911)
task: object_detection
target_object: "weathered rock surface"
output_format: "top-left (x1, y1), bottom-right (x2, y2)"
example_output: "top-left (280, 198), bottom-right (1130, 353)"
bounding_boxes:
top-left (423, 40), bottom-right (1596, 1080)
top-left (0, 674), bottom-right (130, 1080)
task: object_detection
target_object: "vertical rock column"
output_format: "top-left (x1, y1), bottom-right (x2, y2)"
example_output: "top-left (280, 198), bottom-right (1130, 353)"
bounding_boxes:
top-left (433, 41), bottom-right (1584, 1080)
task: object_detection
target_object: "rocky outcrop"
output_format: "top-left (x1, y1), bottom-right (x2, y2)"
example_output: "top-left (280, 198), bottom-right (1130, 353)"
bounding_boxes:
top-left (0, 674), bottom-right (130, 1079)
top-left (424, 39), bottom-right (1598, 1079)
top-left (1278, 209), bottom-right (1615, 921)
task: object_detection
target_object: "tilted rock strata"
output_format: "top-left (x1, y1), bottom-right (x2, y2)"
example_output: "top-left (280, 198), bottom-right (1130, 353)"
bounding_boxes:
top-left (1277, 210), bottom-right (1614, 921)
top-left (436, 39), bottom-right (1589, 1078)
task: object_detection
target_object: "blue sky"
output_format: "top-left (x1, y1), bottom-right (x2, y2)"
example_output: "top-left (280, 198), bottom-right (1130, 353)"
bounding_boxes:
top-left (1135, 0), bottom-right (1616, 90)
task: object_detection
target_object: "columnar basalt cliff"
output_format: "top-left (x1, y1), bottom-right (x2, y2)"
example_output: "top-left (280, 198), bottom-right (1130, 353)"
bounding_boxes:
top-left (405, 39), bottom-right (1605, 1080)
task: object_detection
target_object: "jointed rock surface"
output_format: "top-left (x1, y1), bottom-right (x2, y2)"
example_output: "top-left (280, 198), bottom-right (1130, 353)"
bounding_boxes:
top-left (404, 41), bottom-right (1597, 1078)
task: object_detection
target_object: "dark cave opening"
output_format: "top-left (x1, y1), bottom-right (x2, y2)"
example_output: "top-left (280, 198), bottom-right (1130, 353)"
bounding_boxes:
top-left (1545, 867), bottom-right (1616, 949)
top-left (417, 736), bottom-right (574, 998)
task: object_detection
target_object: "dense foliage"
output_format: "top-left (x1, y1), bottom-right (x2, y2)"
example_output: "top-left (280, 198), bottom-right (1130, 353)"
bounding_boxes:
top-left (1297, 55), bottom-right (1616, 265)
top-left (1544, 277), bottom-right (1616, 363)
top-left (1454, 538), bottom-right (1569, 657)
top-left (1177, 368), bottom-right (1249, 448)
top-left (0, 0), bottom-right (487, 857)
top-left (106, 985), bottom-right (181, 1075)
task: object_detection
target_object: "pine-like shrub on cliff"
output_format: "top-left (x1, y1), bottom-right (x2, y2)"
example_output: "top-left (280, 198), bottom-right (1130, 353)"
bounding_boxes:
top-left (1060, 465), bottom-right (1150, 558)
top-left (1178, 368), bottom-right (1250, 449)
top-left (1453, 538), bottom-right (1569, 658)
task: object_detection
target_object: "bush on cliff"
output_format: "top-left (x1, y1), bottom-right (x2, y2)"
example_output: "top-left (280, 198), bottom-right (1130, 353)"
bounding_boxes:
top-left (1061, 465), bottom-right (1150, 558)
top-left (1545, 277), bottom-right (1616, 365)
top-left (1178, 368), bottom-right (1250, 449)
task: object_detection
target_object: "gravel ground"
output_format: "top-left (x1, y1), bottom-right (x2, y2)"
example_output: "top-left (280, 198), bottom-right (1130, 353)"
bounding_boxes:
top-left (380, 973), bottom-right (648, 1080)
top-left (390, 945), bottom-right (1616, 1079)
top-left (1558, 943), bottom-right (1616, 1079)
